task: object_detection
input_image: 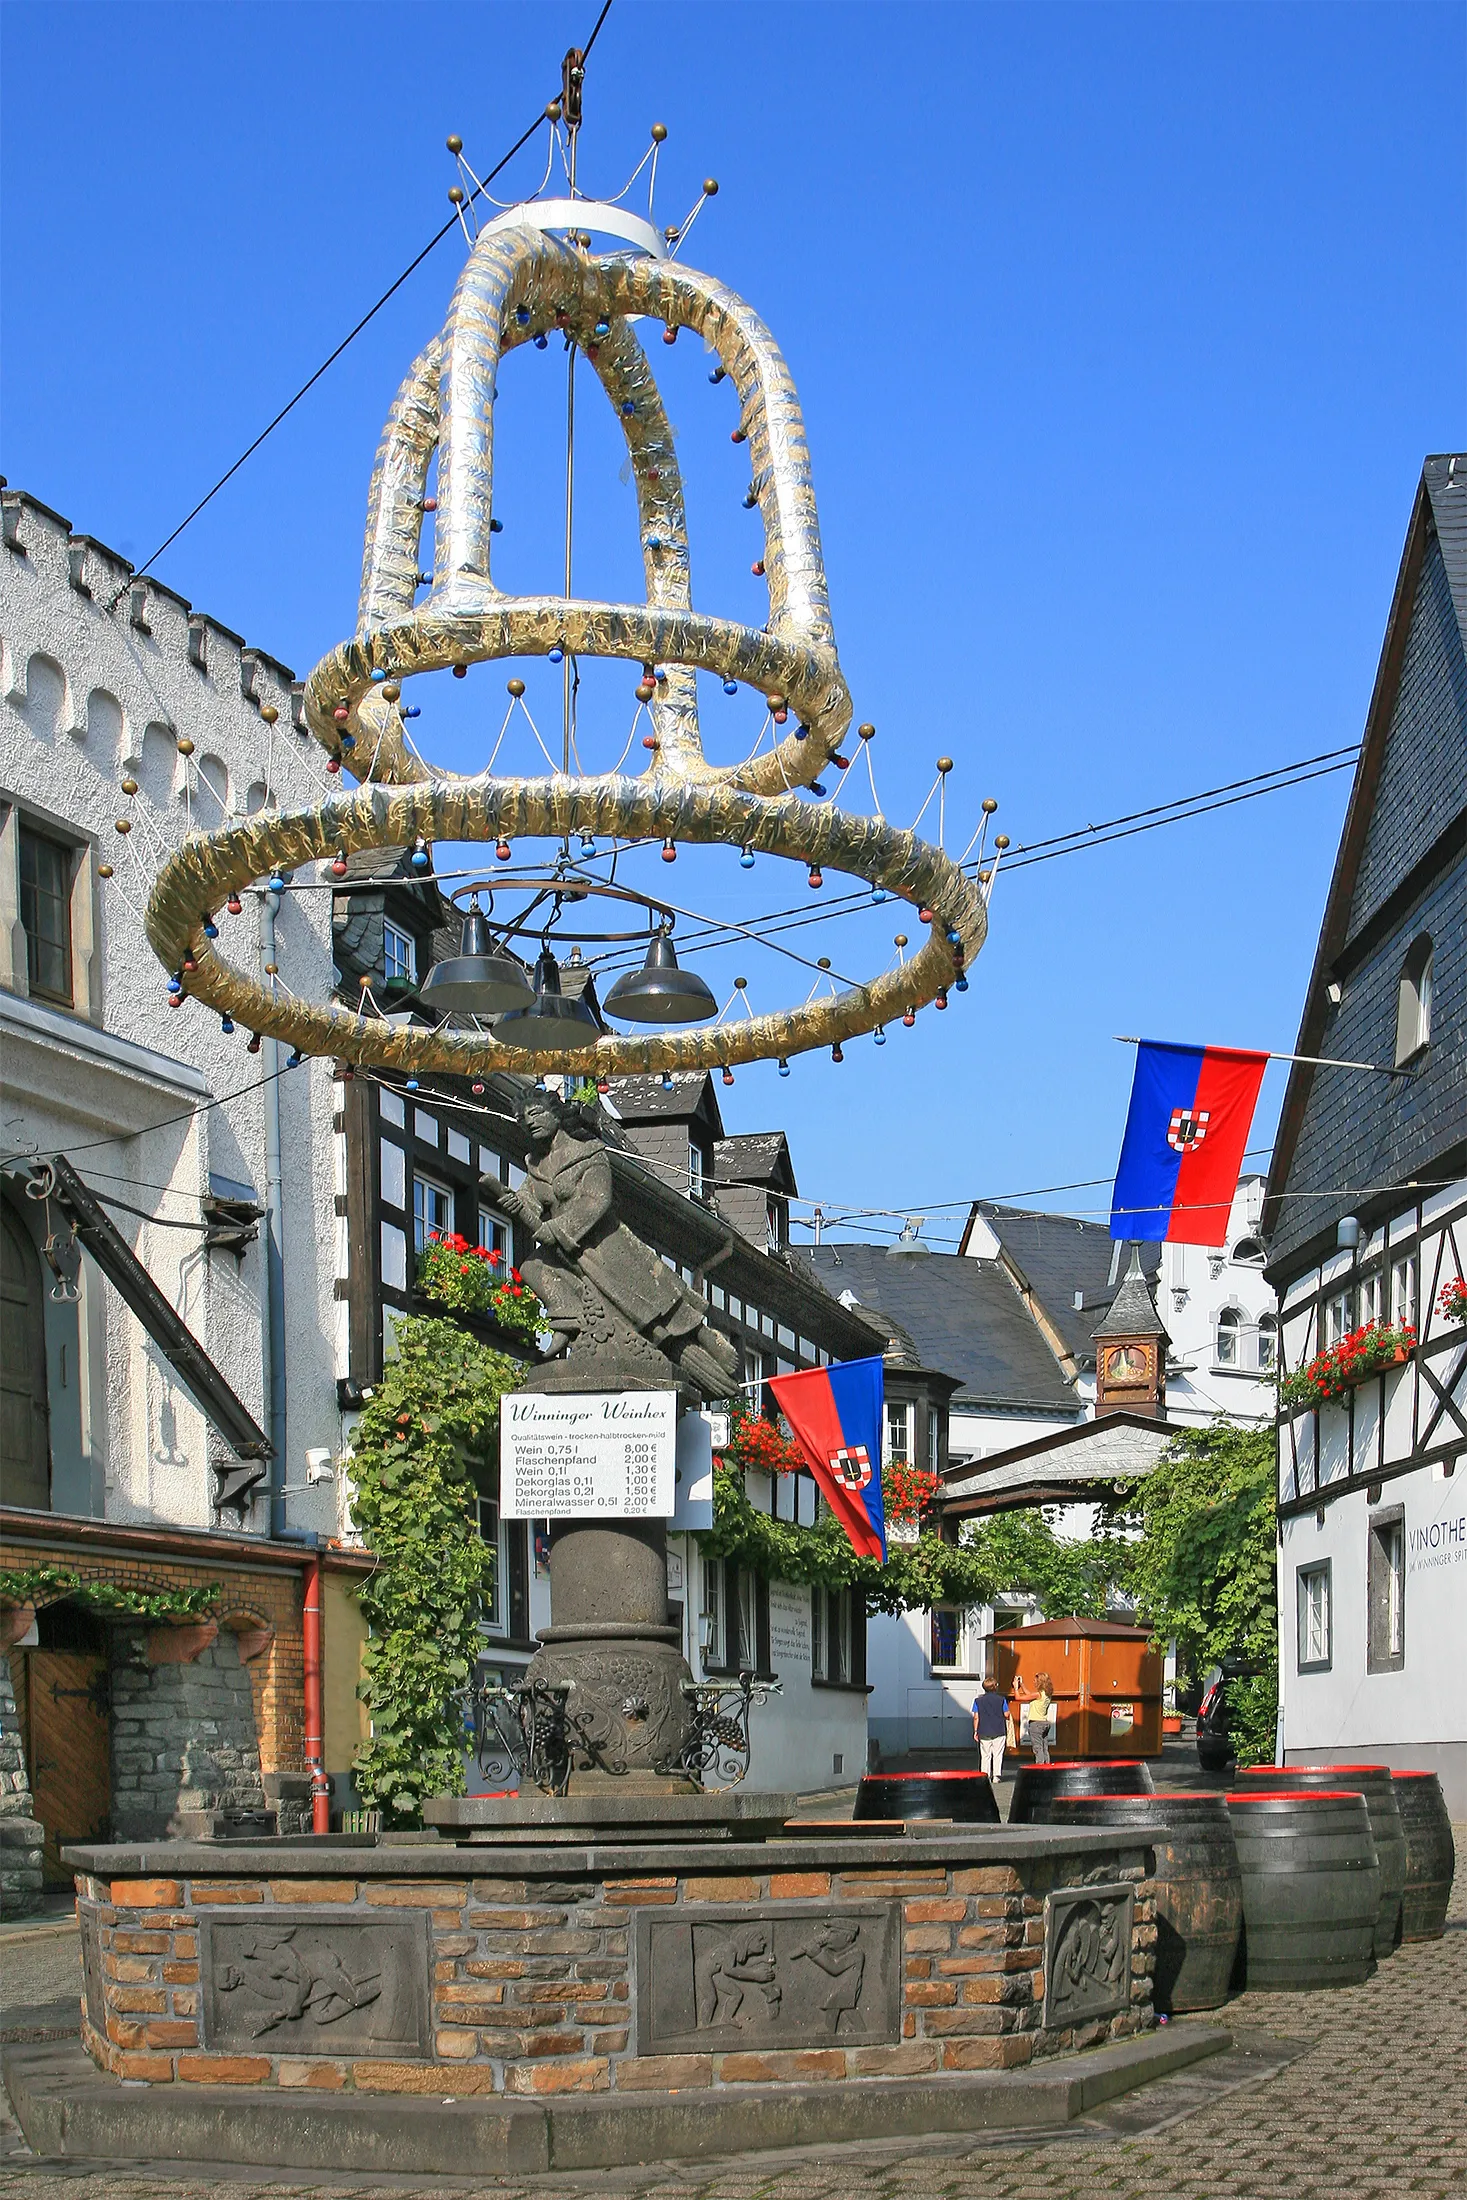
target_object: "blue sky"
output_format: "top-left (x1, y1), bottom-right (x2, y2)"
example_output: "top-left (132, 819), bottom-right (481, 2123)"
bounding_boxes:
top-left (4, 1), bottom-right (1463, 1246)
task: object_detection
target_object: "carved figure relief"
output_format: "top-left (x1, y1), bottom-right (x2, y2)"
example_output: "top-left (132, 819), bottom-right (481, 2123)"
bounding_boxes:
top-left (480, 1091), bottom-right (740, 1400)
top-left (200, 1912), bottom-right (431, 2056)
top-left (636, 1903), bottom-right (899, 2055)
top-left (1043, 1884), bottom-right (1134, 2029)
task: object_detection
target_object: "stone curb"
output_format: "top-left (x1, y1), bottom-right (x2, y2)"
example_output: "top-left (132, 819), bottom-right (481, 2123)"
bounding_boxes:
top-left (3, 2025), bottom-right (1231, 2176)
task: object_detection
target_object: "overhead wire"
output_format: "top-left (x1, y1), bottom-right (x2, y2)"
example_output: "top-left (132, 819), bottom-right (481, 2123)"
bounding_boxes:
top-left (110, 0), bottom-right (621, 605)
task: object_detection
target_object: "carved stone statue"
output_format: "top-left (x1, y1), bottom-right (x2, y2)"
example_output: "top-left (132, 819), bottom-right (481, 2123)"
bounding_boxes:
top-left (480, 1089), bottom-right (738, 1792)
top-left (479, 1088), bottom-right (739, 1401)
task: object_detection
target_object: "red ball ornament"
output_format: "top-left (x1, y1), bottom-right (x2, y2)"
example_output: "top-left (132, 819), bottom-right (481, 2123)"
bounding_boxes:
top-left (226, 894), bottom-right (243, 915)
top-left (471, 1081), bottom-right (486, 1096)
top-left (495, 838), bottom-right (512, 862)
top-left (326, 756), bottom-right (342, 774)
top-left (807, 866), bottom-right (823, 890)
top-left (661, 839), bottom-right (677, 863)
top-left (902, 1009), bottom-right (916, 1028)
top-left (935, 992), bottom-right (949, 1011)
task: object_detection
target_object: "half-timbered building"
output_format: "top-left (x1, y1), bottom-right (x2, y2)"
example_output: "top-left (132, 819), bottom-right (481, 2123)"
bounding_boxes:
top-left (1266, 453), bottom-right (1467, 1813)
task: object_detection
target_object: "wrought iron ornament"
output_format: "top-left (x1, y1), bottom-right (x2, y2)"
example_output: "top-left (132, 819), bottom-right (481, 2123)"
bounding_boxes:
top-left (464, 1668), bottom-right (779, 1793)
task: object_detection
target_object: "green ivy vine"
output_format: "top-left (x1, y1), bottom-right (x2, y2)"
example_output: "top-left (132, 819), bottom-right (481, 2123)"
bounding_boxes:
top-left (698, 1463), bottom-right (999, 1616)
top-left (347, 1314), bottom-right (524, 1824)
top-left (0, 1565), bottom-right (222, 1623)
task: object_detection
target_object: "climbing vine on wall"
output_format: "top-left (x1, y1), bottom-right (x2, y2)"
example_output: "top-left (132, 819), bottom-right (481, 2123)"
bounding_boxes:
top-left (0, 1566), bottom-right (221, 1623)
top-left (698, 1463), bottom-right (999, 1616)
top-left (347, 1314), bottom-right (524, 1824)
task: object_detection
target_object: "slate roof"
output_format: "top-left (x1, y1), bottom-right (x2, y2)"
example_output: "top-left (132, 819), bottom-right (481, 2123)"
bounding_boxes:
top-left (714, 1132), bottom-right (797, 1193)
top-left (940, 1412), bottom-right (1175, 1512)
top-left (608, 1072), bottom-right (721, 1127)
top-left (1093, 1247), bottom-right (1169, 1342)
top-left (964, 1203), bottom-right (1162, 1365)
top-left (795, 1244), bottom-right (1080, 1415)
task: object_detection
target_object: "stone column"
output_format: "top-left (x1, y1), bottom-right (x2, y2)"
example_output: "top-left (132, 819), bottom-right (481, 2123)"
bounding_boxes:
top-left (0, 1651), bottom-right (44, 1918)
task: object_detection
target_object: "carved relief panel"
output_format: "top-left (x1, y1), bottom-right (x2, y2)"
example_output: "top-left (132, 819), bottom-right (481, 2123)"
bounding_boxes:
top-left (1042, 1882), bottom-right (1134, 2029)
top-left (199, 1910), bottom-right (432, 2057)
top-left (634, 1902), bottom-right (900, 2055)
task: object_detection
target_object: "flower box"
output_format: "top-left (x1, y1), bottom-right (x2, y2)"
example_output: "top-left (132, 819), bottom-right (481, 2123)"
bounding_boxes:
top-left (1278, 1321), bottom-right (1417, 1413)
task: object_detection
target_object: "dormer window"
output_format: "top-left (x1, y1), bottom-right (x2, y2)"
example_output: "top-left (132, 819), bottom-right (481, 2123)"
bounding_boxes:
top-left (1231, 1237), bottom-right (1266, 1268)
top-left (1395, 935), bottom-right (1433, 1064)
top-left (384, 920), bottom-right (415, 985)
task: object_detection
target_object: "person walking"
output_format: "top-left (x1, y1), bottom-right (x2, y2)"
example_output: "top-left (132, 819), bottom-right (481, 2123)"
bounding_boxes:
top-left (972, 1678), bottom-right (1009, 1787)
top-left (1015, 1670), bottom-right (1056, 1765)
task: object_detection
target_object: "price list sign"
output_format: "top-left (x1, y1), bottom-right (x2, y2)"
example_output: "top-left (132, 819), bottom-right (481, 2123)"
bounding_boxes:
top-left (501, 1390), bottom-right (677, 1519)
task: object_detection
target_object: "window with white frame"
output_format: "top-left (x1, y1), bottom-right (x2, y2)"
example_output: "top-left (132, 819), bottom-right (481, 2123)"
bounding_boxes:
top-left (701, 1553), bottom-right (724, 1669)
top-left (1257, 1312), bottom-right (1278, 1371)
top-left (1325, 1289), bottom-right (1355, 1347)
top-left (1230, 1237), bottom-right (1266, 1268)
top-left (478, 1205), bottom-right (509, 1262)
top-left (476, 1483), bottom-right (508, 1631)
top-left (1358, 1268), bottom-right (1384, 1328)
top-left (927, 1408), bottom-right (939, 1476)
top-left (1368, 1507), bottom-right (1405, 1671)
top-left (384, 920), bottom-right (415, 984)
top-left (813, 1583), bottom-right (859, 1684)
top-left (929, 1604), bottom-right (964, 1670)
top-left (1394, 935), bottom-right (1433, 1065)
top-left (688, 1142), bottom-right (706, 1200)
top-left (412, 1174), bottom-right (452, 1252)
top-left (1391, 1251), bottom-right (1418, 1330)
top-left (1297, 1560), bottom-right (1331, 1671)
top-left (1215, 1307), bottom-right (1243, 1366)
top-left (885, 1399), bottom-right (913, 1466)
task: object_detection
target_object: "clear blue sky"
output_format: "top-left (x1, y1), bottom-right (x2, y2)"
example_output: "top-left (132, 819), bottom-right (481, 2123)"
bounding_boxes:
top-left (4, 2), bottom-right (1462, 1246)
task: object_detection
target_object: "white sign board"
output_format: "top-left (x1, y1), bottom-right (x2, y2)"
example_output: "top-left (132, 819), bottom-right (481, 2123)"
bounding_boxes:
top-left (501, 1390), bottom-right (677, 1519)
top-left (671, 1413), bottom-right (715, 1532)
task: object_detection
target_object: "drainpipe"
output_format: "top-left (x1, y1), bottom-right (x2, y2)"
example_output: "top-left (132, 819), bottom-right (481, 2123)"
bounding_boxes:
top-left (258, 887), bottom-right (288, 1540)
top-left (303, 1552), bottom-right (330, 1832)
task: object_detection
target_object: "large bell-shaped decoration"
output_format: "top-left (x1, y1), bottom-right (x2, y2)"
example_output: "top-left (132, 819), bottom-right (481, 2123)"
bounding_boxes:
top-left (604, 934), bottom-right (718, 1026)
top-left (420, 905), bottom-right (534, 1016)
top-left (493, 947), bottom-right (603, 1051)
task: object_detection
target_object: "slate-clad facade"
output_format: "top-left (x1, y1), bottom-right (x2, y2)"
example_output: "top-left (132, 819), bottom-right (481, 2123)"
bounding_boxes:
top-left (1266, 455), bottom-right (1467, 1814)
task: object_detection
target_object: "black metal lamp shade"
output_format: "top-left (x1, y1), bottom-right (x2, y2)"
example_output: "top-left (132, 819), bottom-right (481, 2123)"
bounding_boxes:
top-left (604, 934), bottom-right (718, 1025)
top-left (421, 907), bottom-right (535, 1015)
top-left (493, 949), bottom-right (604, 1051)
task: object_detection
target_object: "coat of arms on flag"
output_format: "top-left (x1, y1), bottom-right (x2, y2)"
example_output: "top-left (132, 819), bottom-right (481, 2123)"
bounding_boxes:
top-left (1167, 1108), bottom-right (1210, 1151)
top-left (830, 1444), bottom-right (873, 1490)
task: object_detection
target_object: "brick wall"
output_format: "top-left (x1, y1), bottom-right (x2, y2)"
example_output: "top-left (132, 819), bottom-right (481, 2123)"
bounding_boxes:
top-left (0, 1533), bottom-right (305, 1783)
top-left (75, 1848), bottom-right (1154, 2093)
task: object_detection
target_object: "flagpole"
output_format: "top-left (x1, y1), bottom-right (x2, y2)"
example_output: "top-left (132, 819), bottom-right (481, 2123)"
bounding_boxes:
top-left (1113, 1037), bottom-right (1410, 1078)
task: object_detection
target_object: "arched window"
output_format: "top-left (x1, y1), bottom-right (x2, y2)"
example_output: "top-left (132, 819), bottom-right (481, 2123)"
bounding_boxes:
top-left (1257, 1312), bottom-right (1278, 1371)
top-left (1215, 1307), bottom-right (1242, 1366)
top-left (1395, 936), bottom-right (1433, 1065)
top-left (1231, 1237), bottom-right (1266, 1267)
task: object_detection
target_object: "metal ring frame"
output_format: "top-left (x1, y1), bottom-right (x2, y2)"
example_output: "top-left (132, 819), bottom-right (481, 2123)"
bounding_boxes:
top-left (448, 874), bottom-right (681, 947)
top-left (144, 207), bottom-right (986, 1072)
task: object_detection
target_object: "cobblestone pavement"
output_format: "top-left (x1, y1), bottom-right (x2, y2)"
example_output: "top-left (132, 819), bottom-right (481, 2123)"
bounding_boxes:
top-left (1, 1849), bottom-right (1462, 2200)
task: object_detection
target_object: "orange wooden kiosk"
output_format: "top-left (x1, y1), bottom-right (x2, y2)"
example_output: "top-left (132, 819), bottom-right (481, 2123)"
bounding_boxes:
top-left (993, 1616), bottom-right (1164, 1760)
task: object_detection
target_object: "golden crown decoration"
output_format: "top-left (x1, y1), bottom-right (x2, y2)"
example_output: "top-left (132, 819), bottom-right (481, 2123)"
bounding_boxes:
top-left (142, 120), bottom-right (1000, 1079)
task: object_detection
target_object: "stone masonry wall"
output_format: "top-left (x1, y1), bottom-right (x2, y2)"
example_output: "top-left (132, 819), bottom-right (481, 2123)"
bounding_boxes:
top-left (109, 1628), bottom-right (267, 1841)
top-left (73, 1847), bottom-right (1155, 2093)
top-left (0, 1650), bottom-right (44, 1917)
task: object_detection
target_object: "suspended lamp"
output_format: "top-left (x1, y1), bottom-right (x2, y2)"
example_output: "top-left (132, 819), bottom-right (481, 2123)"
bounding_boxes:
top-left (604, 933), bottom-right (717, 1026)
top-left (420, 904), bottom-right (534, 1016)
top-left (493, 948), bottom-right (603, 1050)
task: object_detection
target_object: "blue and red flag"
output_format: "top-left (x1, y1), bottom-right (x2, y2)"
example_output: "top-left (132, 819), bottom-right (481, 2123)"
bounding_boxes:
top-left (767, 1356), bottom-right (886, 1561)
top-left (1111, 1041), bottom-right (1268, 1246)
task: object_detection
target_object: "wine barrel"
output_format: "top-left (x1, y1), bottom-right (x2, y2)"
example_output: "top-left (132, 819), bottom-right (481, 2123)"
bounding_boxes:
top-left (1392, 1771), bottom-right (1456, 1940)
top-left (1226, 1789), bottom-right (1379, 1990)
top-left (1008, 1757), bottom-right (1155, 1826)
top-left (854, 1769), bottom-right (1001, 1824)
top-left (1049, 1791), bottom-right (1241, 2014)
top-left (1233, 1765), bottom-right (1404, 1957)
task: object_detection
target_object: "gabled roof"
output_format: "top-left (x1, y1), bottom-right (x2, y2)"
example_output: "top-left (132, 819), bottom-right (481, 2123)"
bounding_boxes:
top-left (961, 1202), bottom-right (1161, 1365)
top-left (940, 1411), bottom-right (1174, 1514)
top-left (608, 1071), bottom-right (723, 1136)
top-left (714, 1131), bottom-right (797, 1195)
top-left (795, 1243), bottom-right (1079, 1415)
top-left (1263, 454), bottom-right (1467, 1261)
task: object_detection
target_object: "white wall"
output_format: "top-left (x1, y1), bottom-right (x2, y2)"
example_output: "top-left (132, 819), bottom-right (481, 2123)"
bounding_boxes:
top-left (0, 494), bottom-right (341, 1540)
top-left (1281, 1467), bottom-right (1467, 1815)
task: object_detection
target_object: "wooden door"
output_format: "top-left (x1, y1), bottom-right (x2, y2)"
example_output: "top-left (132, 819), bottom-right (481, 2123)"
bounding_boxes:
top-left (19, 1646), bottom-right (111, 1882)
top-left (1, 1195), bottom-right (51, 1509)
